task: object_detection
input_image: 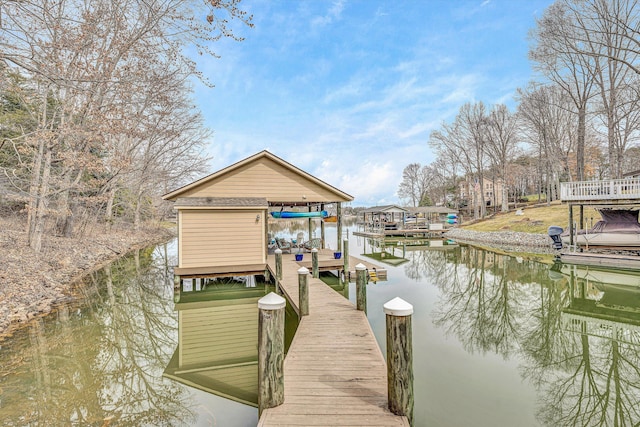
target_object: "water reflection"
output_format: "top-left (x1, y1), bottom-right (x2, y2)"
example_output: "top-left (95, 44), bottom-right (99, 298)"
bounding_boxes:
top-left (429, 245), bottom-right (640, 426)
top-left (0, 245), bottom-right (195, 425)
top-left (4, 232), bottom-right (640, 426)
top-left (164, 278), bottom-right (267, 407)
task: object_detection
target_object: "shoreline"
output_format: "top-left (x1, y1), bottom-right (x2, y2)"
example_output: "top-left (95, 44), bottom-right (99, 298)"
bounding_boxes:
top-left (0, 220), bottom-right (555, 342)
top-left (0, 215), bottom-right (175, 341)
top-left (444, 228), bottom-right (555, 255)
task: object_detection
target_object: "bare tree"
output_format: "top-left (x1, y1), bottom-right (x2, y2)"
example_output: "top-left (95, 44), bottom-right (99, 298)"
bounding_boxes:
top-left (0, 0), bottom-right (252, 251)
top-left (430, 102), bottom-right (488, 218)
top-left (529, 1), bottom-right (597, 181)
top-left (517, 84), bottom-right (576, 203)
top-left (397, 163), bottom-right (430, 207)
top-left (485, 104), bottom-right (520, 212)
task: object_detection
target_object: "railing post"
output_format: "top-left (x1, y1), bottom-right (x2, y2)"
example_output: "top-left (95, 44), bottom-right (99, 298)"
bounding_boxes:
top-left (342, 238), bottom-right (349, 283)
top-left (275, 248), bottom-right (282, 280)
top-left (311, 248), bottom-right (319, 278)
top-left (384, 297), bottom-right (414, 426)
top-left (355, 263), bottom-right (367, 313)
top-left (258, 292), bottom-right (286, 416)
top-left (298, 267), bottom-right (309, 317)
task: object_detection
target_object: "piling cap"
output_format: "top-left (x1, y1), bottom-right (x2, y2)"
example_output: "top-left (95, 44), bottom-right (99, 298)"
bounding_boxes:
top-left (258, 292), bottom-right (286, 310)
top-left (274, 248), bottom-right (282, 254)
top-left (297, 266), bottom-right (310, 275)
top-left (383, 297), bottom-right (414, 316)
top-left (355, 263), bottom-right (367, 271)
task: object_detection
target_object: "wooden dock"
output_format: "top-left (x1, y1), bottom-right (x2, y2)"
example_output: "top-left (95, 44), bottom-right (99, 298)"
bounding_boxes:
top-left (258, 250), bottom-right (409, 426)
top-left (560, 251), bottom-right (640, 270)
top-left (354, 229), bottom-right (447, 239)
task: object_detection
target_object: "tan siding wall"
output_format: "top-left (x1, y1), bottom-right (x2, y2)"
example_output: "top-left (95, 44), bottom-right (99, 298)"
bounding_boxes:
top-left (178, 302), bottom-right (258, 368)
top-left (182, 158), bottom-right (341, 202)
top-left (179, 210), bottom-right (265, 268)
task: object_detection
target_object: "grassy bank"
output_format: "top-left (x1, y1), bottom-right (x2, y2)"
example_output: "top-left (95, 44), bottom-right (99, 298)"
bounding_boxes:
top-left (461, 202), bottom-right (600, 234)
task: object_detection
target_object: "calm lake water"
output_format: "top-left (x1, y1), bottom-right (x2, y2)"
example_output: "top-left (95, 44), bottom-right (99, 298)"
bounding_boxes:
top-left (2, 225), bottom-right (640, 426)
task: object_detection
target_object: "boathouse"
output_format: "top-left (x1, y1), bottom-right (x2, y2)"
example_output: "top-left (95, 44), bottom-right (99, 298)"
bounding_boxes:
top-left (162, 150), bottom-right (354, 278)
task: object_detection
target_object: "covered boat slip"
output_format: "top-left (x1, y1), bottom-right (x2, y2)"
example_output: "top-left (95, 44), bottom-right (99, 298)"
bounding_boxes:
top-left (555, 178), bottom-right (640, 268)
top-left (355, 205), bottom-right (456, 239)
top-left (163, 150), bottom-right (354, 279)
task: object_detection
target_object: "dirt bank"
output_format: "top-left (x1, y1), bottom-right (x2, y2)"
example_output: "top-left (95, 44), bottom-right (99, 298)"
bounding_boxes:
top-left (0, 214), bottom-right (175, 341)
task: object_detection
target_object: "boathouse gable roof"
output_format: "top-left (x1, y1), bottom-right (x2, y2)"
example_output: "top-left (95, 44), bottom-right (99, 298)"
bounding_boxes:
top-left (163, 150), bottom-right (353, 203)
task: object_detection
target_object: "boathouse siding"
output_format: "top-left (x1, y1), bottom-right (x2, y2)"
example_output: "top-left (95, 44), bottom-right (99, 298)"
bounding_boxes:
top-left (175, 197), bottom-right (268, 268)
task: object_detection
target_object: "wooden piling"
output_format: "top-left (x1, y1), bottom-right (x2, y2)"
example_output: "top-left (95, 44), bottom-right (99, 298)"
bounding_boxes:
top-left (258, 292), bottom-right (286, 416)
top-left (298, 267), bottom-right (309, 317)
top-left (311, 248), bottom-right (319, 278)
top-left (355, 263), bottom-right (367, 313)
top-left (384, 297), bottom-right (414, 426)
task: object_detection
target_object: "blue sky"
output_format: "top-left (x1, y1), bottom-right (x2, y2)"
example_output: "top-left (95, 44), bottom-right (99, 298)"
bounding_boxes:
top-left (193, 0), bottom-right (553, 207)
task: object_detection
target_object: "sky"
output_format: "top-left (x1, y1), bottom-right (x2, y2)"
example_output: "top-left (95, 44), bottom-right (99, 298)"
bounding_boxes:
top-left (192, 0), bottom-right (554, 207)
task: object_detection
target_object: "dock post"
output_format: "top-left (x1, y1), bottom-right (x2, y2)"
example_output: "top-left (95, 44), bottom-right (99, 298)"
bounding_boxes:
top-left (384, 297), bottom-right (414, 425)
top-left (258, 292), bottom-right (286, 416)
top-left (355, 263), bottom-right (367, 313)
top-left (311, 248), bottom-right (319, 278)
top-left (342, 238), bottom-right (349, 283)
top-left (275, 248), bottom-right (283, 291)
top-left (298, 267), bottom-right (309, 317)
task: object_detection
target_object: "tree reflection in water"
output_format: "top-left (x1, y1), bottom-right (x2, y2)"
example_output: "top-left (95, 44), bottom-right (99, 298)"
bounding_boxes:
top-left (0, 244), bottom-right (195, 425)
top-left (424, 244), bottom-right (640, 426)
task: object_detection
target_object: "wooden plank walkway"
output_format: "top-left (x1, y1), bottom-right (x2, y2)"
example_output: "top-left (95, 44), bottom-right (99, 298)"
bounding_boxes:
top-left (258, 250), bottom-right (409, 426)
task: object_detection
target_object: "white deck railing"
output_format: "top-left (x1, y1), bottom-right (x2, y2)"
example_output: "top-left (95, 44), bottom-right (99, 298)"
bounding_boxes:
top-left (560, 178), bottom-right (640, 201)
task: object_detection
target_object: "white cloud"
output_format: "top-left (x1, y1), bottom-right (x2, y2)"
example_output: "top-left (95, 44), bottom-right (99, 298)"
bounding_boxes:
top-left (311, 0), bottom-right (346, 28)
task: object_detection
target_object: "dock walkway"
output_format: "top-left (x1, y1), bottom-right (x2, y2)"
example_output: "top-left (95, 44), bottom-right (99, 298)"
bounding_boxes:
top-left (258, 250), bottom-right (409, 426)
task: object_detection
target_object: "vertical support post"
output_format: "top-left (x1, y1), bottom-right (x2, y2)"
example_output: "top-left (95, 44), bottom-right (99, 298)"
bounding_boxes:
top-left (569, 204), bottom-right (574, 247)
top-left (355, 263), bottom-right (367, 314)
top-left (579, 205), bottom-right (584, 230)
top-left (298, 267), bottom-right (309, 317)
top-left (320, 203), bottom-right (326, 249)
top-left (384, 297), bottom-right (414, 426)
top-left (342, 238), bottom-right (349, 283)
top-left (258, 292), bottom-right (286, 416)
top-left (337, 202), bottom-right (343, 252)
top-left (275, 248), bottom-right (283, 280)
top-left (311, 248), bottom-right (319, 278)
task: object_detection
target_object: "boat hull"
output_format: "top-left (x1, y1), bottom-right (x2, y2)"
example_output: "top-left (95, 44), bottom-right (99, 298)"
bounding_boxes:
top-left (561, 232), bottom-right (640, 247)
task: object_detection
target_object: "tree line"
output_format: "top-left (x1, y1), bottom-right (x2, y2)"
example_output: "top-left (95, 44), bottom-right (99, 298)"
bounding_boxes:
top-left (398, 0), bottom-right (640, 219)
top-left (0, 0), bottom-right (252, 252)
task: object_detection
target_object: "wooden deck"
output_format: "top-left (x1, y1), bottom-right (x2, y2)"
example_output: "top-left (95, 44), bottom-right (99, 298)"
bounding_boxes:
top-left (258, 250), bottom-right (409, 426)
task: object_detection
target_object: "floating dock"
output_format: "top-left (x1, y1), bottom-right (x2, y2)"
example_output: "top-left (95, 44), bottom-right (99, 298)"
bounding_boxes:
top-left (560, 251), bottom-right (640, 270)
top-left (258, 250), bottom-right (409, 426)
